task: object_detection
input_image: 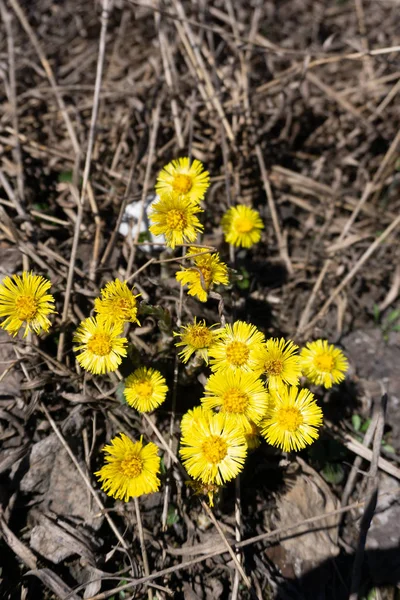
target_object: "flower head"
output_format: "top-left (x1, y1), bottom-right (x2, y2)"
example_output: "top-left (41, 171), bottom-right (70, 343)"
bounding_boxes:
top-left (186, 479), bottom-right (220, 507)
top-left (124, 367), bottom-right (168, 412)
top-left (221, 205), bottom-right (263, 248)
top-left (94, 279), bottom-right (140, 326)
top-left (95, 433), bottom-right (160, 501)
top-left (244, 421), bottom-right (262, 450)
top-left (181, 406), bottom-right (214, 437)
top-left (176, 248), bottom-right (229, 302)
top-left (253, 338), bottom-right (301, 390)
top-left (201, 370), bottom-right (269, 431)
top-left (155, 157), bottom-right (210, 204)
top-left (208, 321), bottom-right (265, 373)
top-left (299, 340), bottom-right (348, 388)
top-left (0, 271), bottom-right (56, 337)
top-left (261, 386), bottom-right (323, 452)
top-left (73, 317), bottom-right (127, 374)
top-left (174, 318), bottom-right (222, 363)
top-left (180, 412), bottom-right (247, 485)
top-left (149, 194), bottom-right (203, 249)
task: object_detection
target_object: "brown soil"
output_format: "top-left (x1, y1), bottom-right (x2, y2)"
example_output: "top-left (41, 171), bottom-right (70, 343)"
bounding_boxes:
top-left (1, 1), bottom-right (400, 599)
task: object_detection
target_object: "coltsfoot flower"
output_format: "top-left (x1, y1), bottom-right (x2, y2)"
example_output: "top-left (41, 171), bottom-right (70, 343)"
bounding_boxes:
top-left (201, 370), bottom-right (269, 431)
top-left (186, 479), bottom-right (220, 507)
top-left (174, 318), bottom-right (222, 363)
top-left (149, 194), bottom-right (203, 249)
top-left (94, 279), bottom-right (140, 326)
top-left (176, 247), bottom-right (229, 302)
top-left (95, 433), bottom-right (160, 501)
top-left (244, 421), bottom-right (262, 450)
top-left (221, 205), bottom-right (263, 248)
top-left (180, 412), bottom-right (247, 485)
top-left (299, 339), bottom-right (348, 388)
top-left (124, 367), bottom-right (168, 412)
top-left (261, 386), bottom-right (323, 452)
top-left (253, 338), bottom-right (301, 390)
top-left (208, 321), bottom-right (265, 373)
top-left (73, 317), bottom-right (127, 374)
top-left (181, 406), bottom-right (214, 437)
top-left (155, 157), bottom-right (210, 204)
top-left (0, 271), bottom-right (56, 337)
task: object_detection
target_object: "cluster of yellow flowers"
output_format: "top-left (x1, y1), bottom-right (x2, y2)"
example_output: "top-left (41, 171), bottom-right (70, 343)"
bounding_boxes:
top-left (0, 158), bottom-right (349, 507)
top-left (71, 280), bottom-right (170, 499)
top-left (175, 319), bottom-right (348, 504)
top-left (73, 279), bottom-right (137, 375)
top-left (149, 157), bottom-right (264, 301)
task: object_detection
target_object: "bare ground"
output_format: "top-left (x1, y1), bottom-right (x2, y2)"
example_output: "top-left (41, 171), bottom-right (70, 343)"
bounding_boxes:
top-left (1, 0), bottom-right (400, 598)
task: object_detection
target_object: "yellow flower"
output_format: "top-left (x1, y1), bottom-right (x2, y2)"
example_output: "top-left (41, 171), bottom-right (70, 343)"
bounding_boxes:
top-left (124, 367), bottom-right (168, 412)
top-left (94, 279), bottom-right (140, 326)
top-left (186, 479), bottom-right (220, 508)
top-left (0, 271), bottom-right (56, 337)
top-left (174, 318), bottom-right (222, 363)
top-left (73, 317), bottom-right (127, 374)
top-left (176, 247), bottom-right (229, 302)
top-left (149, 194), bottom-right (203, 249)
top-left (201, 370), bottom-right (269, 431)
top-left (244, 421), bottom-right (262, 450)
top-left (181, 406), bottom-right (213, 437)
top-left (95, 433), bottom-right (160, 501)
top-left (155, 157), bottom-right (210, 204)
top-left (261, 386), bottom-right (323, 452)
top-left (253, 338), bottom-right (301, 390)
top-left (208, 321), bottom-right (265, 373)
top-left (221, 205), bottom-right (263, 248)
top-left (180, 412), bottom-right (247, 485)
top-left (299, 340), bottom-right (348, 388)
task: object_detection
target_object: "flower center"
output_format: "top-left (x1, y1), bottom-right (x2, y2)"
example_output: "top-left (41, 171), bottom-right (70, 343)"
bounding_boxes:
top-left (225, 341), bottom-right (250, 366)
top-left (15, 295), bottom-right (38, 321)
top-left (222, 388), bottom-right (248, 413)
top-left (264, 358), bottom-right (283, 376)
top-left (120, 453), bottom-right (144, 478)
top-left (314, 353), bottom-right (335, 372)
top-left (235, 217), bottom-right (254, 234)
top-left (87, 333), bottom-right (112, 356)
top-left (113, 297), bottom-right (130, 313)
top-left (187, 326), bottom-right (213, 349)
top-left (172, 174), bottom-right (192, 194)
top-left (166, 209), bottom-right (188, 231)
top-left (202, 435), bottom-right (228, 464)
top-left (198, 266), bottom-right (212, 288)
top-left (135, 380), bottom-right (153, 398)
top-left (276, 407), bottom-right (303, 432)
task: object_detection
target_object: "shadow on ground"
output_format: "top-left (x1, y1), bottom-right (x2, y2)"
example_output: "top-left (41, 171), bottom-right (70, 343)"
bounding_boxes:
top-left (276, 546), bottom-right (400, 599)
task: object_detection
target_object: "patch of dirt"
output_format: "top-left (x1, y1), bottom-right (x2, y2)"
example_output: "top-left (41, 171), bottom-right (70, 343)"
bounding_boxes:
top-left (1, 0), bottom-right (400, 598)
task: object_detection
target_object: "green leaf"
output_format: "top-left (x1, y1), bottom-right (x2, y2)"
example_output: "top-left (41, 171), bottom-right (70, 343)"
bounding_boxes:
top-left (58, 171), bottom-right (73, 183)
top-left (360, 418), bottom-right (371, 433)
top-left (116, 580), bottom-right (128, 599)
top-left (321, 463), bottom-right (345, 485)
top-left (386, 309), bottom-right (400, 324)
top-left (138, 231), bottom-right (151, 243)
top-left (160, 454), bottom-right (167, 475)
top-left (236, 278), bottom-right (250, 290)
top-left (381, 443), bottom-right (396, 454)
top-left (352, 414), bottom-right (362, 432)
top-left (32, 201), bottom-right (49, 212)
top-left (167, 505), bottom-right (179, 526)
top-left (372, 303), bottom-right (380, 323)
top-left (115, 381), bottom-right (126, 404)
